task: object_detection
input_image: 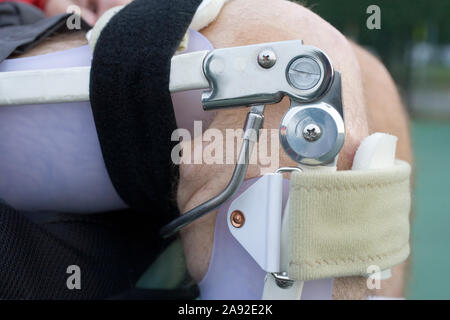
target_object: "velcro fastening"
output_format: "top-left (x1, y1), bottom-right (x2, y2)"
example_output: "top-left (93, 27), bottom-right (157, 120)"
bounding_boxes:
top-left (90, 0), bottom-right (202, 219)
top-left (288, 160), bottom-right (411, 281)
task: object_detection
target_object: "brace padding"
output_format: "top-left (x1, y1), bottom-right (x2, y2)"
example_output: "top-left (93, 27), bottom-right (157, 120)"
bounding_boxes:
top-left (288, 160), bottom-right (411, 281)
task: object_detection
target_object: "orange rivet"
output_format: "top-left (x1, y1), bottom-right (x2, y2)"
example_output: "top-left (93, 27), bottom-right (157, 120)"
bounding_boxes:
top-left (230, 210), bottom-right (245, 228)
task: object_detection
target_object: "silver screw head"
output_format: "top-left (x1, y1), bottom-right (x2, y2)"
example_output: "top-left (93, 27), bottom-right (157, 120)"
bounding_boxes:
top-left (258, 49), bottom-right (277, 69)
top-left (287, 56), bottom-right (322, 90)
top-left (303, 123), bottom-right (322, 142)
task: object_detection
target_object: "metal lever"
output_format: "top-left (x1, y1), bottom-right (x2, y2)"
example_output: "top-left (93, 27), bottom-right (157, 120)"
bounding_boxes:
top-left (161, 40), bottom-right (345, 237)
top-left (279, 73), bottom-right (345, 166)
top-left (160, 105), bottom-right (265, 238)
top-left (201, 40), bottom-right (333, 109)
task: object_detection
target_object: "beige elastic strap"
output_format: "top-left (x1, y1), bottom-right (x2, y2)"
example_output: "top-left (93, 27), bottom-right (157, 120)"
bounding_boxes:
top-left (288, 160), bottom-right (411, 281)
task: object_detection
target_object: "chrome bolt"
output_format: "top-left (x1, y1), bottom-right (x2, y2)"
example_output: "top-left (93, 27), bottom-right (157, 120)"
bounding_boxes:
top-left (287, 56), bottom-right (322, 90)
top-left (303, 123), bottom-right (322, 142)
top-left (258, 49), bottom-right (277, 69)
top-left (230, 210), bottom-right (245, 228)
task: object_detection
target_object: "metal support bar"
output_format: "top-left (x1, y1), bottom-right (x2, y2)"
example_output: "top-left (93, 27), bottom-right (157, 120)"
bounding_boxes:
top-left (160, 105), bottom-right (265, 238)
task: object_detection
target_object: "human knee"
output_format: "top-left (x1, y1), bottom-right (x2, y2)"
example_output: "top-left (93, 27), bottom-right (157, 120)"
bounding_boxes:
top-left (201, 0), bottom-right (369, 171)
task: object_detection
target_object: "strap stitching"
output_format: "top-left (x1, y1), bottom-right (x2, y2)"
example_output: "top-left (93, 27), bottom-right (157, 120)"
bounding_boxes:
top-left (291, 178), bottom-right (409, 192)
top-left (289, 241), bottom-right (409, 268)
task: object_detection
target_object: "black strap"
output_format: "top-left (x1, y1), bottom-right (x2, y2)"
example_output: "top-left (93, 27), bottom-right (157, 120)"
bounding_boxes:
top-left (0, 0), bottom-right (203, 300)
top-left (90, 0), bottom-right (203, 223)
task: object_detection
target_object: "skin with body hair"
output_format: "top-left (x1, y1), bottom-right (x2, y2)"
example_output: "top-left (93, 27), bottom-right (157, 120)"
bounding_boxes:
top-left (178, 0), bottom-right (412, 299)
top-left (13, 0), bottom-right (412, 299)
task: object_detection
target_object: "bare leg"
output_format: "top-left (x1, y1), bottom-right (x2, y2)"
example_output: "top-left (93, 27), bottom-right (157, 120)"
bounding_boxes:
top-left (179, 0), bottom-right (411, 299)
top-left (11, 2), bottom-right (411, 298)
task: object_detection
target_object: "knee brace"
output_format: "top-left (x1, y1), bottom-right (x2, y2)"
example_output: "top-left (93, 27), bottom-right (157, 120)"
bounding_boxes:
top-left (0, 0), bottom-right (411, 300)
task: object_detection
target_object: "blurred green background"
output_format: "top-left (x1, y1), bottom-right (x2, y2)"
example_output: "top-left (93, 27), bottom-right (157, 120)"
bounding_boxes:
top-left (300, 0), bottom-right (450, 299)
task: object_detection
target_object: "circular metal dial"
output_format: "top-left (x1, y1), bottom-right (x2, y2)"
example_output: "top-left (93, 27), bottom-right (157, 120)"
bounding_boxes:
top-left (287, 57), bottom-right (322, 90)
top-left (279, 103), bottom-right (345, 166)
top-left (285, 49), bottom-right (334, 101)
